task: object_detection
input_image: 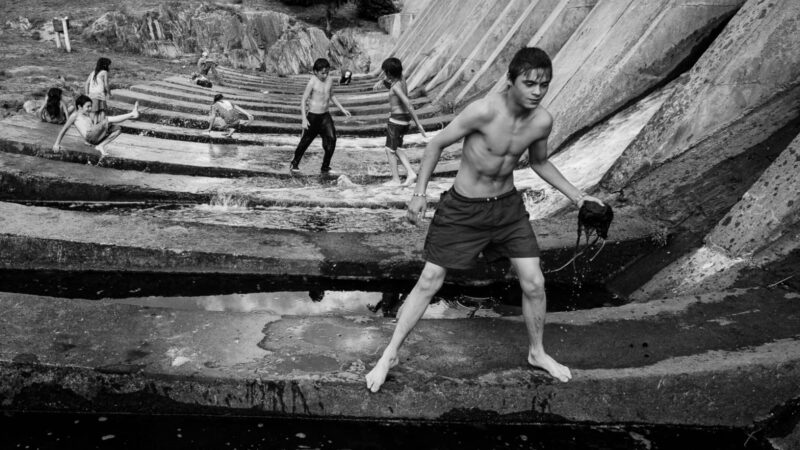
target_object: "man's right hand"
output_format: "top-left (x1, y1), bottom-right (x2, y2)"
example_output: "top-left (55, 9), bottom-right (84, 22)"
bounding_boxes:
top-left (302, 117), bottom-right (309, 129)
top-left (406, 195), bottom-right (427, 225)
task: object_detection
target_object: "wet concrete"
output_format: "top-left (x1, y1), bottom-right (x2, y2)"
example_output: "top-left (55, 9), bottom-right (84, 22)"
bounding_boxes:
top-left (0, 200), bottom-right (662, 287)
top-left (0, 288), bottom-right (798, 430)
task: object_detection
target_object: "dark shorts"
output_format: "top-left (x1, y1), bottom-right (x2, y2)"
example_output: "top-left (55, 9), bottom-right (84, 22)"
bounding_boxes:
top-left (386, 121), bottom-right (409, 151)
top-left (423, 187), bottom-right (540, 270)
top-left (91, 98), bottom-right (107, 113)
top-left (84, 119), bottom-right (120, 145)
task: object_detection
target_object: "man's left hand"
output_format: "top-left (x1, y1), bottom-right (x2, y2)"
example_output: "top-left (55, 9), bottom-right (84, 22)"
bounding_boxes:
top-left (578, 195), bottom-right (604, 208)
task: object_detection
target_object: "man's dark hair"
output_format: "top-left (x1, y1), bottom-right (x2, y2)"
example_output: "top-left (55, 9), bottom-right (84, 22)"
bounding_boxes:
top-left (381, 57), bottom-right (403, 79)
top-left (507, 47), bottom-right (552, 82)
top-left (75, 94), bottom-right (92, 108)
top-left (313, 58), bottom-right (330, 72)
top-left (212, 93), bottom-right (224, 104)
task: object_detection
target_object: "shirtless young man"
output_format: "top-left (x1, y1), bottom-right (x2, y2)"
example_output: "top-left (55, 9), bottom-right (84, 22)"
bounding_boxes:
top-left (52, 95), bottom-right (139, 156)
top-left (365, 47), bottom-right (604, 393)
top-left (290, 58), bottom-right (351, 174)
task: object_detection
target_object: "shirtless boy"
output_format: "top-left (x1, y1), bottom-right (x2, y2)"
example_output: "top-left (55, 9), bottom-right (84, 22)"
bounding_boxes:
top-left (375, 57), bottom-right (427, 186)
top-left (290, 58), bottom-right (351, 174)
top-left (52, 95), bottom-right (139, 156)
top-left (365, 47), bottom-right (604, 393)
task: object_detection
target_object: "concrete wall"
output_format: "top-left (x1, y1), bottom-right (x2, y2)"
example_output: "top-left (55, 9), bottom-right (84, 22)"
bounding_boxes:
top-left (482, 0), bottom-right (597, 98)
top-left (432, 0), bottom-right (555, 102)
top-left (403, 0), bottom-right (487, 84)
top-left (542, 0), bottom-right (743, 153)
top-left (406, 0), bottom-right (511, 91)
top-left (445, 0), bottom-right (593, 105)
top-left (420, 0), bottom-right (514, 93)
top-left (378, 13), bottom-right (416, 38)
top-left (602, 0), bottom-right (799, 192)
top-left (631, 133), bottom-right (800, 300)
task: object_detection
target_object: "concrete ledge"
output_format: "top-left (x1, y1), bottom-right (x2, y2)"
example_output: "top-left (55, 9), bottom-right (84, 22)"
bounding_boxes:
top-left (1, 289), bottom-right (798, 426)
top-left (0, 201), bottom-right (662, 286)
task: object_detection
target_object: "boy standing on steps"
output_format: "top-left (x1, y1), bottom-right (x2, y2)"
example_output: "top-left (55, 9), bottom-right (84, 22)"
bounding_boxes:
top-left (365, 47), bottom-right (604, 393)
top-left (290, 58), bottom-right (351, 175)
top-left (374, 57), bottom-right (427, 186)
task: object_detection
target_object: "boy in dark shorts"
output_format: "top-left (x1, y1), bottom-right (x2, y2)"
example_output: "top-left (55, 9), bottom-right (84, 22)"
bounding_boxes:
top-left (375, 57), bottom-right (427, 186)
top-left (366, 47), bottom-right (604, 393)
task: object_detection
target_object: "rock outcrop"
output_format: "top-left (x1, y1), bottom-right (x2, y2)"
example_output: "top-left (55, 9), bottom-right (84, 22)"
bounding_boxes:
top-left (80, 3), bottom-right (387, 75)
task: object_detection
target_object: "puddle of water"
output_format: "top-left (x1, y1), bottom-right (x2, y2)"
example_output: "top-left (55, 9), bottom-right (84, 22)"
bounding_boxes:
top-left (106, 290), bottom-right (510, 319)
top-left (0, 270), bottom-right (625, 314)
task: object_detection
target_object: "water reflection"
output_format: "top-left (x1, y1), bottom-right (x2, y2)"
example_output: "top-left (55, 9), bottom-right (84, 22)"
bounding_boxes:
top-left (108, 290), bottom-right (511, 319)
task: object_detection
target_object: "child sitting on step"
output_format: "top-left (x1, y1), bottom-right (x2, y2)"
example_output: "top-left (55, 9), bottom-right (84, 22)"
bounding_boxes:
top-left (52, 95), bottom-right (139, 156)
top-left (37, 87), bottom-right (73, 124)
top-left (206, 93), bottom-right (254, 138)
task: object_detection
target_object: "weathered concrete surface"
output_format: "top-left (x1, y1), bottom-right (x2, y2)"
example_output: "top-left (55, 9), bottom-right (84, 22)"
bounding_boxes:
top-left (631, 135), bottom-right (800, 300)
top-left (481, 0), bottom-right (598, 101)
top-left (432, 0), bottom-right (537, 101)
top-left (543, 0), bottom-right (743, 153)
top-left (1, 289), bottom-right (798, 427)
top-left (398, 0), bottom-right (459, 73)
top-left (405, 0), bottom-right (505, 91)
top-left (0, 114), bottom-right (461, 182)
top-left (405, 0), bottom-right (488, 83)
top-left (0, 200), bottom-right (661, 287)
top-left (437, 0), bottom-right (580, 104)
top-left (389, 0), bottom-right (448, 67)
top-left (602, 0), bottom-right (800, 192)
top-left (422, 0), bottom-right (513, 93)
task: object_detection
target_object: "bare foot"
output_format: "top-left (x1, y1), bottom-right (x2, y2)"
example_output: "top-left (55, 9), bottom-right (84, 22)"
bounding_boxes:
top-left (95, 144), bottom-right (108, 157)
top-left (224, 128), bottom-right (235, 138)
top-left (383, 179), bottom-right (402, 187)
top-left (402, 173), bottom-right (417, 187)
top-left (131, 101), bottom-right (139, 119)
top-left (365, 353), bottom-right (398, 393)
top-left (528, 351), bottom-right (572, 382)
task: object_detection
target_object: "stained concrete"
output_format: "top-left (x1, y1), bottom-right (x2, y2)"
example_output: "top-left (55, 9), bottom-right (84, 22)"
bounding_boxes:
top-left (405, 0), bottom-right (502, 91)
top-left (421, 0), bottom-right (513, 93)
top-left (1, 288), bottom-right (798, 427)
top-left (543, 0), bottom-right (743, 153)
top-left (631, 134), bottom-right (800, 300)
top-left (481, 0), bottom-right (598, 100)
top-left (602, 0), bottom-right (800, 192)
top-left (0, 200), bottom-right (661, 287)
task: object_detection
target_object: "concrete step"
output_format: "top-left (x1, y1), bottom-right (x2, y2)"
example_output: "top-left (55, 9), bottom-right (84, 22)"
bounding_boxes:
top-left (162, 76), bottom-right (433, 107)
top-left (0, 114), bottom-right (460, 181)
top-left (0, 200), bottom-right (662, 287)
top-left (112, 89), bottom-right (442, 124)
top-left (1, 287), bottom-right (797, 425)
top-left (106, 99), bottom-right (452, 137)
top-left (217, 66), bottom-right (380, 89)
top-left (130, 83), bottom-right (431, 116)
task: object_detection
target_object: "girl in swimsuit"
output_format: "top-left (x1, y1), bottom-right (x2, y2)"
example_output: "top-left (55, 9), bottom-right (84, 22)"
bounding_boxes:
top-left (38, 87), bottom-right (72, 124)
top-left (206, 94), bottom-right (254, 138)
